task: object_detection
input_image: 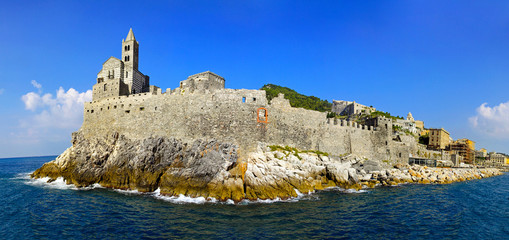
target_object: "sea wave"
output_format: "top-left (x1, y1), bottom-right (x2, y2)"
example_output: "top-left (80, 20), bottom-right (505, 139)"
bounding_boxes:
top-left (21, 173), bottom-right (103, 191)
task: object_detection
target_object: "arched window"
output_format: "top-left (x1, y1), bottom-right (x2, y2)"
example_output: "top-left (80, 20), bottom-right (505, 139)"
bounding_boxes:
top-left (128, 45), bottom-right (130, 51)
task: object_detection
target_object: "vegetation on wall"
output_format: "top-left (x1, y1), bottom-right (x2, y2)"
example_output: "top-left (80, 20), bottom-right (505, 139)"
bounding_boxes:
top-left (369, 111), bottom-right (403, 120)
top-left (261, 84), bottom-right (332, 112)
top-left (419, 133), bottom-right (429, 145)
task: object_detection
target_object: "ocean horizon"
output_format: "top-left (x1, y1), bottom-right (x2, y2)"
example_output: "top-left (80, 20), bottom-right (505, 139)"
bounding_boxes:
top-left (1, 156), bottom-right (507, 239)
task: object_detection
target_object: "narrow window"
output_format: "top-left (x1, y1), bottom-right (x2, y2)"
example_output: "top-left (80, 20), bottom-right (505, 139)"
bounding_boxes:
top-left (242, 97), bottom-right (246, 103)
top-left (257, 107), bottom-right (268, 123)
top-left (128, 45), bottom-right (130, 51)
top-left (126, 71), bottom-right (128, 78)
top-left (253, 97), bottom-right (256, 102)
top-left (104, 84), bottom-right (107, 91)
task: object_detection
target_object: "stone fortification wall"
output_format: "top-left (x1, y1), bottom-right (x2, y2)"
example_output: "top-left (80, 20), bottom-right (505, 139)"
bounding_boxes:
top-left (83, 89), bottom-right (411, 163)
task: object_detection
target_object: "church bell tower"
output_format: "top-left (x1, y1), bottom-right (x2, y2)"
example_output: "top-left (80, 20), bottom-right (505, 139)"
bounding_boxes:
top-left (122, 28), bottom-right (139, 92)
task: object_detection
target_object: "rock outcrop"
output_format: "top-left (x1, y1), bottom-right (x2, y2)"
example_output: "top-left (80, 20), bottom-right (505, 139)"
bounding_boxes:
top-left (31, 132), bottom-right (503, 202)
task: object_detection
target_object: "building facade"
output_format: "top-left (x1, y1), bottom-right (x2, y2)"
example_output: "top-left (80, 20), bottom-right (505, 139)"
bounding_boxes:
top-left (331, 100), bottom-right (376, 116)
top-left (488, 152), bottom-right (505, 167)
top-left (428, 128), bottom-right (450, 150)
top-left (448, 139), bottom-right (475, 164)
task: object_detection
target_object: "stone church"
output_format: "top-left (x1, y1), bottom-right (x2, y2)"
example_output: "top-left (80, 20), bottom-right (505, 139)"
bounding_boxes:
top-left (93, 28), bottom-right (150, 100)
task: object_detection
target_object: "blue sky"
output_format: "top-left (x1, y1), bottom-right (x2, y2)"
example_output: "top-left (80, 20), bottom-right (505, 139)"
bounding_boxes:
top-left (1, 1), bottom-right (509, 157)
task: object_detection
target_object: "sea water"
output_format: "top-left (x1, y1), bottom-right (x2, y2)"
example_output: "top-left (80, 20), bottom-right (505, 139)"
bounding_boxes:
top-left (1, 156), bottom-right (508, 239)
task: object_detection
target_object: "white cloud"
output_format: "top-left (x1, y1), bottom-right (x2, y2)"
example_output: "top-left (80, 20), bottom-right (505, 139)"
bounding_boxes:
top-left (469, 102), bottom-right (509, 138)
top-left (31, 80), bottom-right (42, 89)
top-left (21, 84), bottom-right (92, 131)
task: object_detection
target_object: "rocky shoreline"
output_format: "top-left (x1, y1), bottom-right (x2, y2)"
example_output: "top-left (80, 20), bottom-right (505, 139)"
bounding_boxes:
top-left (31, 132), bottom-right (503, 202)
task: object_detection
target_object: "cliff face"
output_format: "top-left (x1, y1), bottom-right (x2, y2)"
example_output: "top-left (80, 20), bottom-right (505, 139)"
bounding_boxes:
top-left (31, 131), bottom-right (503, 201)
top-left (30, 131), bottom-right (373, 201)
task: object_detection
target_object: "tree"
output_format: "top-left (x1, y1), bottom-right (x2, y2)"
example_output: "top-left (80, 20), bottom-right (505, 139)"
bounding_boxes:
top-left (261, 84), bottom-right (332, 112)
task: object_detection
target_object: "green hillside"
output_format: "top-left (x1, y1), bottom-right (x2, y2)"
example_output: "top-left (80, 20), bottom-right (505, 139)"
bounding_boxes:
top-left (260, 84), bottom-right (332, 112)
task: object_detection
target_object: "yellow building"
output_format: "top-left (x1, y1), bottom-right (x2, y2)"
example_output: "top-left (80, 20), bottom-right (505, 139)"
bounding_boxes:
top-left (428, 128), bottom-right (450, 150)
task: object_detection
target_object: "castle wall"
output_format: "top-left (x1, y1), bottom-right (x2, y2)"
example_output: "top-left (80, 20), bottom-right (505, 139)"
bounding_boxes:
top-left (82, 89), bottom-right (415, 163)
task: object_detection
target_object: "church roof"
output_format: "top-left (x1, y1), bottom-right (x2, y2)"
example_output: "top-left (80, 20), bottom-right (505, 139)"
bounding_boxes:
top-left (126, 28), bottom-right (136, 41)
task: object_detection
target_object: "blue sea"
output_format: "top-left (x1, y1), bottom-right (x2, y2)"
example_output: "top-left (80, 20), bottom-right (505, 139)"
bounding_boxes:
top-left (1, 156), bottom-right (508, 239)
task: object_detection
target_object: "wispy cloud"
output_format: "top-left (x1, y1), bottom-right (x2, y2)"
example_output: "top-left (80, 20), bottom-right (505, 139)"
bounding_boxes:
top-left (31, 80), bottom-right (42, 89)
top-left (469, 101), bottom-right (509, 138)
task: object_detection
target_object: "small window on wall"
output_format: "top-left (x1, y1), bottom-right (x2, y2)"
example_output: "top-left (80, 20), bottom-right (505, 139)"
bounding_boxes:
top-left (126, 71), bottom-right (128, 78)
top-left (104, 84), bottom-right (107, 91)
top-left (242, 97), bottom-right (246, 103)
top-left (127, 45), bottom-right (130, 51)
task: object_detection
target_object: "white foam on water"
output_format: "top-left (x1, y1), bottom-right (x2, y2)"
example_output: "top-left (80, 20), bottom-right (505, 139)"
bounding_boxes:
top-left (324, 186), bottom-right (369, 194)
top-left (343, 188), bottom-right (369, 193)
top-left (113, 188), bottom-right (143, 195)
top-left (151, 188), bottom-right (218, 204)
top-left (23, 173), bottom-right (104, 191)
top-left (26, 177), bottom-right (77, 190)
top-left (153, 193), bottom-right (210, 204)
top-left (12, 172), bottom-right (32, 180)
